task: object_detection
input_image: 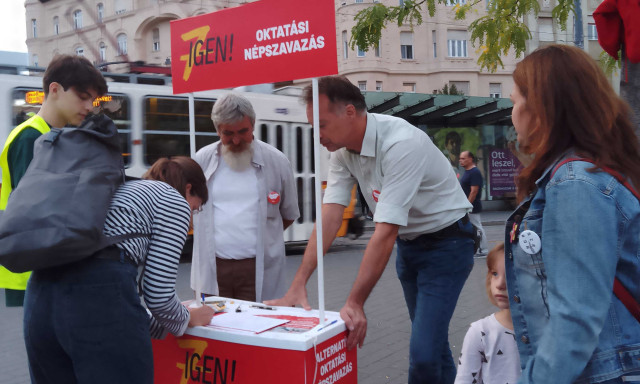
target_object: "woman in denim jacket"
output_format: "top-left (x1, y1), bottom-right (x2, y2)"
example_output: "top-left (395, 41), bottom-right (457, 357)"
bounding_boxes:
top-left (506, 44), bottom-right (640, 383)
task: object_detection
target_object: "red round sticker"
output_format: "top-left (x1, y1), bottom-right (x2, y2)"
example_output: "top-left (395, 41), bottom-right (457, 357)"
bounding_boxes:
top-left (267, 191), bottom-right (281, 204)
top-left (372, 190), bottom-right (380, 202)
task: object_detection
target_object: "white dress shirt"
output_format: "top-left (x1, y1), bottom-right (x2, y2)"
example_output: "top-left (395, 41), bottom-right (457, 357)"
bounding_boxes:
top-left (323, 113), bottom-right (472, 240)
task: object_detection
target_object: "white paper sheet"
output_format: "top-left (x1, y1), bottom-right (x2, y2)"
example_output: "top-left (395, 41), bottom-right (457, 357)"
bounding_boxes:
top-left (208, 313), bottom-right (290, 334)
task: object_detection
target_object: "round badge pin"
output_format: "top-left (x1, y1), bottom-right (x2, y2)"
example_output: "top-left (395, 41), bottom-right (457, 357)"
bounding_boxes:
top-left (267, 191), bottom-right (280, 204)
top-left (518, 230), bottom-right (541, 255)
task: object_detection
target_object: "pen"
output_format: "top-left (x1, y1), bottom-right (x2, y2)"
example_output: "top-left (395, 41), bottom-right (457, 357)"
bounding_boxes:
top-left (249, 304), bottom-right (276, 310)
top-left (201, 293), bottom-right (206, 305)
top-left (317, 319), bottom-right (338, 332)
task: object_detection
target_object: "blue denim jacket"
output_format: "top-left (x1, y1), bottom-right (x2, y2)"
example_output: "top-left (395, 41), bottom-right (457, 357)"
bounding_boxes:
top-left (505, 157), bottom-right (640, 383)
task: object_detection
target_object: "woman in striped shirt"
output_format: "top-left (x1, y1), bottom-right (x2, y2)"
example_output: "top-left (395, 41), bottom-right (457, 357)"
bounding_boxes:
top-left (23, 156), bottom-right (215, 384)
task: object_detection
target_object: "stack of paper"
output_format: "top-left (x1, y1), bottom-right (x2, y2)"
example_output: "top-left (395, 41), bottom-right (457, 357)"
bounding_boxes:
top-left (208, 313), bottom-right (290, 334)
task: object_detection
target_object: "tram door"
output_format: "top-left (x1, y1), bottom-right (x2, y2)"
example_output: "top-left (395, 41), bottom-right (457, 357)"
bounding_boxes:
top-left (255, 120), bottom-right (320, 242)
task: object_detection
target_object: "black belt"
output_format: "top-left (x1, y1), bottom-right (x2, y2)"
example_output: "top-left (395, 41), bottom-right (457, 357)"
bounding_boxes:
top-left (94, 246), bottom-right (137, 267)
top-left (413, 214), bottom-right (471, 241)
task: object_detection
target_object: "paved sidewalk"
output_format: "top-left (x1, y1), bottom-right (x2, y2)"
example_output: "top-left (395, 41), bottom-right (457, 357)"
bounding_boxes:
top-left (0, 211), bottom-right (511, 384)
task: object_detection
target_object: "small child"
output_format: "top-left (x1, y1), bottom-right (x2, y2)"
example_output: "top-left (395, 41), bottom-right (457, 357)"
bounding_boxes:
top-left (454, 242), bottom-right (521, 384)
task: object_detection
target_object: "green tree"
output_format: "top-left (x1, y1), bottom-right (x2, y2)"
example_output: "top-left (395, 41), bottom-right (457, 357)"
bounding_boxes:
top-left (350, 0), bottom-right (574, 72)
top-left (434, 83), bottom-right (464, 95)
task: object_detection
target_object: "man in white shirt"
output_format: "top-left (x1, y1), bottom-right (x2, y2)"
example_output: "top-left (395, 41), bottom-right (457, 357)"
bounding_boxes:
top-left (266, 76), bottom-right (474, 384)
top-left (191, 93), bottom-right (299, 302)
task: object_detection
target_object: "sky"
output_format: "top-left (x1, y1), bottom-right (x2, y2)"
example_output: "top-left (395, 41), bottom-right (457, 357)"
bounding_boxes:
top-left (0, 1), bottom-right (28, 52)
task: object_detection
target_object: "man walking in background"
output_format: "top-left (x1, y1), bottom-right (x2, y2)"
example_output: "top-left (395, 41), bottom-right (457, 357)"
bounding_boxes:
top-left (459, 151), bottom-right (488, 256)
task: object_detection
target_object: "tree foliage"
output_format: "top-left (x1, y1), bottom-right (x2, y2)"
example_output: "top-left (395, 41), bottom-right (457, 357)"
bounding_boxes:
top-left (599, 49), bottom-right (622, 78)
top-left (350, 0), bottom-right (576, 72)
top-left (434, 83), bottom-right (464, 95)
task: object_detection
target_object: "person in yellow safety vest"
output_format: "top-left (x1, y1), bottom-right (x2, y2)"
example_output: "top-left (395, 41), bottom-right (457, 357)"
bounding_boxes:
top-left (0, 55), bottom-right (107, 307)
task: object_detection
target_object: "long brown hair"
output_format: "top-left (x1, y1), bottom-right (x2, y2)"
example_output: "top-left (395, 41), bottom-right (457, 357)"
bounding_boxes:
top-left (513, 44), bottom-right (640, 202)
top-left (143, 157), bottom-right (208, 205)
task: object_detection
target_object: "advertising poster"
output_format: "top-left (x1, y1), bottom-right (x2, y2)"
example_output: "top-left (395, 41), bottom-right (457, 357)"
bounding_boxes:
top-left (488, 148), bottom-right (522, 197)
top-left (170, 0), bottom-right (338, 93)
top-left (429, 127), bottom-right (481, 178)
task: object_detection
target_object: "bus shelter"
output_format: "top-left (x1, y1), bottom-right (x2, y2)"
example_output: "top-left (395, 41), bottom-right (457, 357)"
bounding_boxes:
top-left (364, 92), bottom-right (519, 206)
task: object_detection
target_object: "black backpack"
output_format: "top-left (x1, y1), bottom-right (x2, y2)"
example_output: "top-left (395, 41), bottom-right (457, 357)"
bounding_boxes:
top-left (0, 114), bottom-right (137, 273)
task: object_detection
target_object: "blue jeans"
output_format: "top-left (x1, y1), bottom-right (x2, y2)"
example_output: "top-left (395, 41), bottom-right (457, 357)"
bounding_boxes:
top-left (396, 222), bottom-right (474, 384)
top-left (23, 250), bottom-right (153, 384)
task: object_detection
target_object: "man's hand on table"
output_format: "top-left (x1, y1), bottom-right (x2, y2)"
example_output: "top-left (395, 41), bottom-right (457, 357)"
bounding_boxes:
top-left (264, 284), bottom-right (312, 310)
top-left (340, 301), bottom-right (367, 350)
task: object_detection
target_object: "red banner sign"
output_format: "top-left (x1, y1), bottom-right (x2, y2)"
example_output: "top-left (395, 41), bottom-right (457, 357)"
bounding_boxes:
top-left (153, 331), bottom-right (357, 384)
top-left (170, 0), bottom-right (338, 94)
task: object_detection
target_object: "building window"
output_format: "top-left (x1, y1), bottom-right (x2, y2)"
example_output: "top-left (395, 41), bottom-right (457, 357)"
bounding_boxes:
top-left (447, 30), bottom-right (468, 57)
top-left (376, 81), bottom-right (383, 91)
top-left (447, 39), bottom-right (467, 57)
top-left (538, 17), bottom-right (554, 43)
top-left (449, 81), bottom-right (470, 95)
top-left (489, 83), bottom-right (501, 98)
top-left (117, 33), bottom-right (128, 55)
top-left (152, 28), bottom-right (160, 51)
top-left (32, 54), bottom-right (38, 67)
top-left (99, 42), bottom-right (107, 62)
top-left (97, 3), bottom-right (104, 23)
top-left (53, 16), bottom-right (59, 35)
top-left (73, 10), bottom-right (82, 30)
top-left (31, 19), bottom-right (37, 38)
top-left (403, 82), bottom-right (416, 93)
top-left (446, 0), bottom-right (467, 5)
top-left (432, 30), bottom-right (437, 58)
top-left (357, 46), bottom-right (365, 57)
top-left (342, 30), bottom-right (348, 59)
top-left (400, 32), bottom-right (414, 59)
top-left (399, 0), bottom-right (404, 5)
top-left (355, 0), bottom-right (364, 2)
top-left (588, 23), bottom-right (598, 41)
top-left (115, 0), bottom-right (127, 14)
top-left (75, 46), bottom-right (84, 56)
top-left (374, 42), bottom-right (380, 57)
top-left (358, 81), bottom-right (367, 91)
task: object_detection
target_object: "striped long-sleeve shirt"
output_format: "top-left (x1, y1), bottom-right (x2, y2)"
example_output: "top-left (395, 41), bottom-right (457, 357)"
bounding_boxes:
top-left (103, 179), bottom-right (191, 339)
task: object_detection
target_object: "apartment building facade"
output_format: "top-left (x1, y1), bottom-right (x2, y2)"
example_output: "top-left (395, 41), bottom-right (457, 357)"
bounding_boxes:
top-left (328, 0), bottom-right (519, 97)
top-left (24, 0), bottom-right (605, 95)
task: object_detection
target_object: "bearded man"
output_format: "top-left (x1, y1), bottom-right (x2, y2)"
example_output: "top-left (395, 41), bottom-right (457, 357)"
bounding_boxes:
top-left (191, 93), bottom-right (299, 302)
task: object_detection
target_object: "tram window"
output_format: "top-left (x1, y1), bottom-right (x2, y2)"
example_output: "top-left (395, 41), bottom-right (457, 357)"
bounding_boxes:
top-left (93, 93), bottom-right (131, 166)
top-left (143, 96), bottom-right (217, 166)
top-left (296, 177), bottom-right (304, 223)
top-left (144, 134), bottom-right (190, 166)
top-left (11, 88), bottom-right (132, 166)
top-left (310, 139), bottom-right (315, 173)
top-left (11, 88), bottom-right (41, 127)
top-left (311, 176), bottom-right (316, 221)
top-left (196, 135), bottom-right (219, 151)
top-left (276, 125), bottom-right (283, 152)
top-left (295, 126), bottom-right (303, 173)
top-left (260, 124), bottom-right (268, 144)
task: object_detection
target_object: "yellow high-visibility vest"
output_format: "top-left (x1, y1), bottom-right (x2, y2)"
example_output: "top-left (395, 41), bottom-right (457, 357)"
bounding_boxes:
top-left (0, 115), bottom-right (50, 290)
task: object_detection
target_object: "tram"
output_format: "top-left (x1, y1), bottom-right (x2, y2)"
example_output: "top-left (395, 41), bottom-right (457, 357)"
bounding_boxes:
top-left (0, 69), bottom-right (324, 243)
